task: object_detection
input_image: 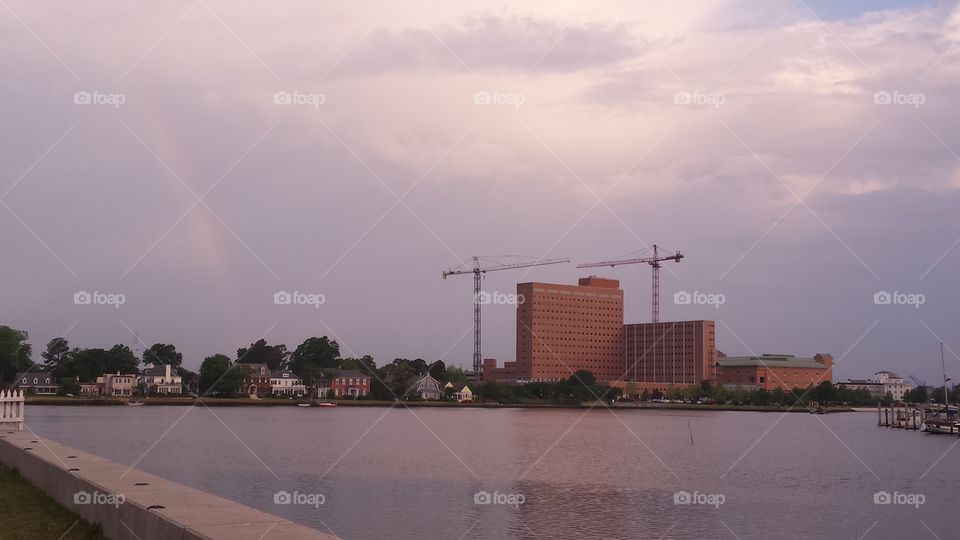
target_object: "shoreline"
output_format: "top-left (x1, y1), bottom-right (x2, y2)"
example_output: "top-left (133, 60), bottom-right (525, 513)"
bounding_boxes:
top-left (25, 396), bottom-right (856, 413)
top-left (0, 431), bottom-right (333, 539)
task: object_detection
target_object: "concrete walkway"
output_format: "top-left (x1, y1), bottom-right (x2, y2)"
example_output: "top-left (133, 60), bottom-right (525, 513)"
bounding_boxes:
top-left (0, 430), bottom-right (336, 540)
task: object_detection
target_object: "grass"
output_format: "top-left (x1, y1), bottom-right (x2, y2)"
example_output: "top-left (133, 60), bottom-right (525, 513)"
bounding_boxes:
top-left (0, 463), bottom-right (105, 540)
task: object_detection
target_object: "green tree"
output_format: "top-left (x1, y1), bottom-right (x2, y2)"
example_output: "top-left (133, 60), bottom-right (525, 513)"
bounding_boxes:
top-left (812, 381), bottom-right (838, 404)
top-left (58, 376), bottom-right (81, 396)
top-left (144, 343), bottom-right (183, 368)
top-left (60, 348), bottom-right (109, 382)
top-left (339, 355), bottom-right (377, 375)
top-left (443, 366), bottom-right (469, 386)
top-left (199, 354), bottom-right (246, 396)
top-left (0, 326), bottom-right (33, 383)
top-left (106, 344), bottom-right (139, 374)
top-left (289, 337), bottom-right (341, 398)
top-left (40, 337), bottom-right (71, 376)
top-left (177, 367), bottom-right (198, 394)
top-left (237, 339), bottom-right (289, 371)
top-left (428, 360), bottom-right (447, 381)
top-left (569, 370), bottom-right (597, 388)
top-left (906, 385), bottom-right (929, 404)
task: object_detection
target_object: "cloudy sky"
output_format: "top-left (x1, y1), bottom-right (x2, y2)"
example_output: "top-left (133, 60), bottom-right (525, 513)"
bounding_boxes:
top-left (2, 0), bottom-right (959, 383)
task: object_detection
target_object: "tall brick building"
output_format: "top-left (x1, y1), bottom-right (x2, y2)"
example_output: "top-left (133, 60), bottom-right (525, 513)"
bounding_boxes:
top-left (479, 277), bottom-right (829, 392)
top-left (623, 320), bottom-right (717, 389)
top-left (484, 277), bottom-right (624, 382)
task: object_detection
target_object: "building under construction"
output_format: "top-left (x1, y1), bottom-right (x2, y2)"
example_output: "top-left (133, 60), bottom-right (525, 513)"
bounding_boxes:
top-left (481, 277), bottom-right (718, 388)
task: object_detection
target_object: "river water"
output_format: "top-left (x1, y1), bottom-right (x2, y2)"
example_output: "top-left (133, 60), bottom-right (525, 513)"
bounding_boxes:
top-left (21, 405), bottom-right (960, 539)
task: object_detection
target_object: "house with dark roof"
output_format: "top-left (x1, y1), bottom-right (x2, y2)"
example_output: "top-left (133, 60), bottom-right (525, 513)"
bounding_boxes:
top-left (142, 364), bottom-right (183, 394)
top-left (13, 372), bottom-right (59, 395)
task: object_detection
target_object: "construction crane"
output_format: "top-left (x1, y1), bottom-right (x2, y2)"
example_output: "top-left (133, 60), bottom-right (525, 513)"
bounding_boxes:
top-left (443, 256), bottom-right (570, 378)
top-left (577, 244), bottom-right (683, 323)
top-left (907, 373), bottom-right (927, 388)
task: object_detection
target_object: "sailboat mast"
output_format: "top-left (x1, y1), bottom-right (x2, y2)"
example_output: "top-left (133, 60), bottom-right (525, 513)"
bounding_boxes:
top-left (942, 342), bottom-right (949, 406)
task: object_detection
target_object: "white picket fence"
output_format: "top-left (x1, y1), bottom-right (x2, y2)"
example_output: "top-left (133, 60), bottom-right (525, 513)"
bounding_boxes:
top-left (0, 389), bottom-right (24, 431)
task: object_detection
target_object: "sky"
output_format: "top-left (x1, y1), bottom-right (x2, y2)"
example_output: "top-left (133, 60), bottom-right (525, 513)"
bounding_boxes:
top-left (1, 0), bottom-right (959, 384)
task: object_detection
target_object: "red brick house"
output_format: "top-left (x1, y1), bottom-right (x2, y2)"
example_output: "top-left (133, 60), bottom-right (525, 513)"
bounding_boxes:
top-left (240, 363), bottom-right (271, 397)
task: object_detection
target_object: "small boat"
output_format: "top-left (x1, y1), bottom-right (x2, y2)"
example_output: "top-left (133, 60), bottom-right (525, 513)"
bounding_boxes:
top-left (316, 402), bottom-right (337, 408)
top-left (924, 343), bottom-right (957, 434)
top-left (297, 403), bottom-right (312, 408)
top-left (809, 407), bottom-right (827, 414)
top-left (127, 401), bottom-right (145, 406)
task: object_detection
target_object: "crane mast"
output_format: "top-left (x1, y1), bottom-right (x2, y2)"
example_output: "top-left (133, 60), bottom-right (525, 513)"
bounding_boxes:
top-left (577, 244), bottom-right (683, 323)
top-left (443, 256), bottom-right (569, 379)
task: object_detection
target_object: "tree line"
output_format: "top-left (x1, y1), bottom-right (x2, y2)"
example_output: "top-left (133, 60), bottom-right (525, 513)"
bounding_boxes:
top-left (0, 325), bottom-right (472, 399)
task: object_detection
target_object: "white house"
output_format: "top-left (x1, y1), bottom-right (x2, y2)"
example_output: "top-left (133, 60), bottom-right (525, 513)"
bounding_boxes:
top-left (141, 364), bottom-right (183, 394)
top-left (873, 371), bottom-right (911, 401)
top-left (270, 370), bottom-right (306, 397)
top-left (839, 371), bottom-right (913, 402)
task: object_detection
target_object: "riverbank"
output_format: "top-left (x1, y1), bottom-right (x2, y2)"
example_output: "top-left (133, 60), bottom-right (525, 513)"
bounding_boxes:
top-left (0, 430), bottom-right (335, 539)
top-left (25, 396), bottom-right (855, 412)
top-left (0, 463), bottom-right (104, 539)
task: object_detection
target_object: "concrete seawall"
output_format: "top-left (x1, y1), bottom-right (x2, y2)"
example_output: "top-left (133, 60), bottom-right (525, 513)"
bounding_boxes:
top-left (0, 430), bottom-right (335, 540)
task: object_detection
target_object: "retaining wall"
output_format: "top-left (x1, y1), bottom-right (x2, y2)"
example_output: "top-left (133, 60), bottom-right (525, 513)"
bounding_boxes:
top-left (0, 430), bottom-right (335, 540)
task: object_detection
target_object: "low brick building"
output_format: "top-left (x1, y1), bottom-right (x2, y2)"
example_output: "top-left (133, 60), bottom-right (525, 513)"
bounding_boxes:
top-left (717, 354), bottom-right (833, 390)
top-left (324, 369), bottom-right (371, 398)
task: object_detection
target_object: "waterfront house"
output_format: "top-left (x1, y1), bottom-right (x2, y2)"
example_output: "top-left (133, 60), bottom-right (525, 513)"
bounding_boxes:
top-left (13, 372), bottom-right (59, 395)
top-left (239, 363), bottom-right (271, 397)
top-left (321, 369), bottom-right (371, 398)
top-left (96, 372), bottom-right (136, 397)
top-left (407, 373), bottom-right (443, 400)
top-left (79, 383), bottom-right (99, 396)
top-left (141, 364), bottom-right (183, 395)
top-left (444, 382), bottom-right (473, 402)
top-left (270, 370), bottom-right (307, 397)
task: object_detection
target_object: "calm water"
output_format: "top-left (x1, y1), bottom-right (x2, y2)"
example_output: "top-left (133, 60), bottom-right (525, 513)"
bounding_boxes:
top-left (21, 405), bottom-right (960, 539)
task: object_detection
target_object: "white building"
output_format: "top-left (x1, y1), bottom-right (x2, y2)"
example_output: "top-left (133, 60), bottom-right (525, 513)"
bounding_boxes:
top-left (270, 370), bottom-right (306, 397)
top-left (840, 371), bottom-right (912, 402)
top-left (141, 364), bottom-right (183, 394)
top-left (873, 371), bottom-right (911, 401)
